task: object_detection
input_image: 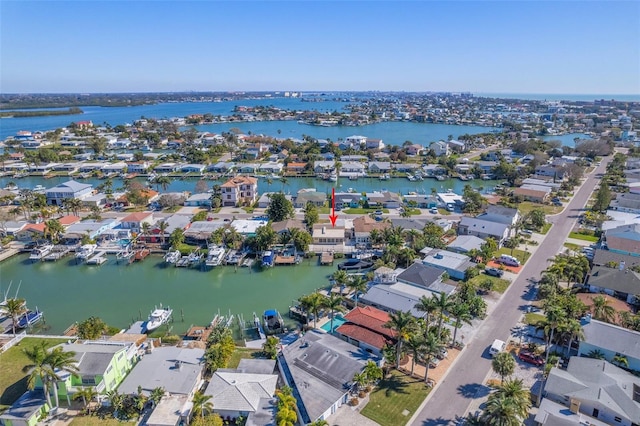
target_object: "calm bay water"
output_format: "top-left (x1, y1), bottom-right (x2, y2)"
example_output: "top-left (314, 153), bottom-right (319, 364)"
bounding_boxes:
top-left (1, 253), bottom-right (334, 335)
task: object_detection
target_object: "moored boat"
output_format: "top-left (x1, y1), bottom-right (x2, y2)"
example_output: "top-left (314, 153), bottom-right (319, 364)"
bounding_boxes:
top-left (144, 305), bottom-right (172, 332)
top-left (205, 245), bottom-right (226, 267)
top-left (261, 251), bottom-right (274, 268)
top-left (76, 244), bottom-right (97, 260)
top-left (263, 309), bottom-right (284, 334)
top-left (18, 308), bottom-right (43, 328)
top-left (164, 250), bottom-right (181, 264)
top-left (338, 259), bottom-right (374, 271)
top-left (29, 244), bottom-right (54, 261)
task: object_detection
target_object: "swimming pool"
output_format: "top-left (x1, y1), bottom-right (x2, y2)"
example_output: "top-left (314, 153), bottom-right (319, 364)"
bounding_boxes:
top-left (320, 314), bottom-right (347, 332)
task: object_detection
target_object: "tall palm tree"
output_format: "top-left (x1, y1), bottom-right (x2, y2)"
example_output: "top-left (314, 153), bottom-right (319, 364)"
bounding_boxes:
top-left (558, 318), bottom-right (584, 356)
top-left (347, 275), bottom-right (368, 308)
top-left (72, 386), bottom-right (97, 414)
top-left (414, 295), bottom-right (439, 336)
top-left (362, 360), bottom-right (383, 385)
top-left (64, 198), bottom-right (83, 216)
top-left (422, 333), bottom-right (444, 384)
top-left (433, 292), bottom-right (454, 339)
top-left (323, 293), bottom-right (345, 334)
top-left (3, 298), bottom-right (26, 335)
top-left (384, 310), bottom-right (417, 368)
top-left (492, 351), bottom-right (516, 385)
top-left (192, 391), bottom-right (213, 419)
top-left (106, 390), bottom-right (125, 419)
top-left (154, 175), bottom-right (171, 192)
top-left (405, 334), bottom-right (425, 377)
top-left (612, 354), bottom-right (629, 368)
top-left (480, 394), bottom-right (521, 426)
top-left (44, 219), bottom-right (64, 243)
top-left (149, 387), bottom-right (165, 408)
top-left (332, 270), bottom-right (349, 295)
top-left (22, 341), bottom-right (54, 409)
top-left (46, 346), bottom-right (79, 408)
top-left (591, 295), bottom-right (616, 323)
top-left (449, 302), bottom-right (473, 346)
top-left (158, 220), bottom-right (169, 246)
top-left (299, 292), bottom-right (324, 328)
top-left (493, 379), bottom-right (531, 420)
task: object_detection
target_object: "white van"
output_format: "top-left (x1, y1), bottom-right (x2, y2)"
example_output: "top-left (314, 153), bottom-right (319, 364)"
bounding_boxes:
top-left (489, 339), bottom-right (506, 357)
top-left (499, 254), bottom-right (520, 267)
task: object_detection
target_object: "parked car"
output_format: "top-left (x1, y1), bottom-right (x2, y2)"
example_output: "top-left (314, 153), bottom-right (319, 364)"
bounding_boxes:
top-left (485, 267), bottom-right (504, 277)
top-left (374, 210), bottom-right (383, 216)
top-left (518, 350), bottom-right (544, 366)
top-left (520, 229), bottom-right (533, 235)
top-left (436, 348), bottom-right (448, 360)
top-left (428, 357), bottom-right (441, 368)
top-left (430, 208), bottom-right (439, 214)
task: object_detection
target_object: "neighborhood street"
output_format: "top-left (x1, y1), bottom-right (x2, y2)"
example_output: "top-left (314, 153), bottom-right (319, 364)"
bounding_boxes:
top-left (410, 158), bottom-right (612, 426)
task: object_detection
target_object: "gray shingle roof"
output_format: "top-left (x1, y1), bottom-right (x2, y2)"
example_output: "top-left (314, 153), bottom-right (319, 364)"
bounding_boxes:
top-left (459, 216), bottom-right (510, 238)
top-left (544, 357), bottom-right (640, 421)
top-left (205, 371), bottom-right (277, 412)
top-left (581, 319), bottom-right (640, 361)
top-left (396, 263), bottom-right (444, 289)
top-left (587, 266), bottom-right (640, 294)
top-left (278, 331), bottom-right (378, 424)
top-left (46, 179), bottom-right (92, 193)
top-left (0, 391), bottom-right (46, 421)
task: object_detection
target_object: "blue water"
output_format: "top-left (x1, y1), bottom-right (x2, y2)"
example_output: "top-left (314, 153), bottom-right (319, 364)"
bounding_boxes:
top-left (475, 93), bottom-right (640, 102)
top-left (321, 313), bottom-right (347, 332)
top-left (542, 133), bottom-right (595, 147)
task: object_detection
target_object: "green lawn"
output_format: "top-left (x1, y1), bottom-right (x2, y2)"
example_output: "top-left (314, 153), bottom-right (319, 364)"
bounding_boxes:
top-left (343, 208), bottom-right (389, 215)
top-left (564, 243), bottom-right (581, 252)
top-left (523, 313), bottom-right (545, 326)
top-left (227, 347), bottom-right (265, 369)
top-left (0, 337), bottom-right (69, 409)
top-left (539, 223), bottom-right (552, 235)
top-left (361, 370), bottom-right (430, 426)
top-left (468, 274), bottom-right (511, 294)
top-left (436, 208), bottom-right (451, 215)
top-left (568, 232), bottom-right (599, 243)
top-left (404, 208), bottom-right (422, 216)
top-left (317, 207), bottom-right (331, 214)
top-left (496, 247), bottom-right (531, 264)
top-left (517, 202), bottom-right (562, 215)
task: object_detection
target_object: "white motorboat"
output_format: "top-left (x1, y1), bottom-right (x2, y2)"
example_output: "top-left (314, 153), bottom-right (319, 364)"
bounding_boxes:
top-left (164, 250), bottom-right (181, 264)
top-left (29, 244), bottom-right (54, 261)
top-left (144, 305), bottom-right (172, 332)
top-left (329, 173), bottom-right (337, 182)
top-left (76, 244), bottom-right (97, 260)
top-left (205, 246), bottom-right (226, 267)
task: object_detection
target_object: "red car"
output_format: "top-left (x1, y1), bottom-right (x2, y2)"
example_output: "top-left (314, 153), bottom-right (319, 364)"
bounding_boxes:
top-left (518, 351), bottom-right (544, 366)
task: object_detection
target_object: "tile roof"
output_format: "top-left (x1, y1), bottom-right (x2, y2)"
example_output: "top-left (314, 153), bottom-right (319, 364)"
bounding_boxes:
top-left (353, 215), bottom-right (390, 233)
top-left (122, 211), bottom-right (154, 222)
top-left (342, 306), bottom-right (395, 339)
top-left (221, 176), bottom-right (258, 187)
top-left (59, 215), bottom-right (81, 225)
top-left (335, 323), bottom-right (391, 349)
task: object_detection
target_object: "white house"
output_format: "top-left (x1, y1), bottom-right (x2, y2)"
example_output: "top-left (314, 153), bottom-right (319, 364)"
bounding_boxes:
top-left (45, 180), bottom-right (93, 206)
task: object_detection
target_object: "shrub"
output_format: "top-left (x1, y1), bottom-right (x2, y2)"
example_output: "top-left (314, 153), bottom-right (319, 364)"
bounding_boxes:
top-left (349, 397), bottom-right (359, 406)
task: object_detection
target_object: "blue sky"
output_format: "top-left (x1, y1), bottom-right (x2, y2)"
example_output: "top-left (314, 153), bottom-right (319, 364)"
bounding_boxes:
top-left (1, 1), bottom-right (639, 94)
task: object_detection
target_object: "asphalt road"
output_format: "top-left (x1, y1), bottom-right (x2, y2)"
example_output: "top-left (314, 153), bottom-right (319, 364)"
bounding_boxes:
top-left (410, 157), bottom-right (613, 426)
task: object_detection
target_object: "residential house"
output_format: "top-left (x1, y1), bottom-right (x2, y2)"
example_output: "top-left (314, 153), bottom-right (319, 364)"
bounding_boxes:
top-left (344, 135), bottom-right (368, 148)
top-left (259, 162), bottom-right (283, 174)
top-left (312, 224), bottom-right (346, 246)
top-left (365, 138), bottom-right (384, 150)
top-left (393, 163), bottom-right (421, 173)
top-left (335, 306), bottom-right (396, 356)
top-left (420, 248), bottom-right (475, 280)
top-left (204, 359), bottom-right (278, 421)
top-left (0, 391), bottom-right (50, 426)
top-left (447, 139), bottom-right (466, 152)
top-left (333, 192), bottom-right (361, 211)
top-left (62, 219), bottom-right (120, 242)
top-left (430, 141), bottom-right (450, 157)
top-left (603, 223), bottom-right (640, 257)
top-left (45, 180), bottom-right (93, 206)
top-left (294, 189), bottom-right (326, 208)
top-left (101, 162), bottom-right (127, 174)
top-left (477, 205), bottom-right (520, 227)
top-left (534, 398), bottom-right (609, 426)
top-left (149, 214), bottom-right (191, 244)
top-left (118, 346), bottom-right (205, 397)
top-left (339, 161), bottom-right (365, 177)
top-left (116, 188), bottom-right (159, 207)
top-left (271, 219), bottom-right (306, 235)
top-left (402, 194), bottom-right (439, 208)
top-left (119, 212), bottom-right (155, 233)
top-left (209, 162), bottom-right (235, 173)
top-left (126, 161), bottom-right (150, 173)
top-left (238, 163), bottom-right (260, 174)
top-left (146, 394), bottom-right (191, 426)
top-left (231, 220), bottom-right (269, 237)
top-left (16, 215), bottom-right (81, 242)
top-left (366, 191), bottom-right (402, 209)
top-left (353, 216), bottom-right (390, 245)
top-left (277, 330), bottom-right (380, 424)
top-left (313, 161), bottom-right (335, 174)
top-left (257, 192), bottom-right (293, 209)
top-left (591, 249), bottom-right (640, 270)
top-left (542, 357), bottom-right (640, 426)
top-left (586, 266), bottom-right (640, 305)
top-left (611, 192), bottom-right (640, 214)
top-left (52, 341), bottom-right (137, 397)
top-left (512, 187), bottom-right (551, 203)
top-left (184, 220), bottom-right (225, 243)
top-left (0, 220), bottom-right (27, 237)
top-left (367, 161), bottom-right (391, 174)
top-left (286, 162), bottom-right (308, 174)
top-left (457, 216), bottom-right (510, 247)
top-left (405, 144), bottom-right (424, 156)
top-left (220, 176), bottom-right (258, 207)
top-left (184, 193), bottom-right (212, 207)
top-left (447, 235), bottom-right (485, 254)
top-left (181, 164), bottom-right (206, 174)
top-left (577, 319), bottom-right (640, 372)
top-left (81, 193), bottom-right (108, 208)
top-left (535, 165), bottom-right (566, 180)
top-left (154, 163), bottom-right (180, 174)
top-left (475, 161), bottom-right (499, 175)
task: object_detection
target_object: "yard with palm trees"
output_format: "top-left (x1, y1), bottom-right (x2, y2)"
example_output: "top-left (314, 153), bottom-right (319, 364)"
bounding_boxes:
top-left (0, 337), bottom-right (68, 410)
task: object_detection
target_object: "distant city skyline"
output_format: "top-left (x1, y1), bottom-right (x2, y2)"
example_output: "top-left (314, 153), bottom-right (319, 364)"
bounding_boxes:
top-left (2, 1), bottom-right (639, 95)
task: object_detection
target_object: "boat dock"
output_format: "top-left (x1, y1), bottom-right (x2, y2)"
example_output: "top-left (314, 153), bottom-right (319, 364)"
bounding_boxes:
top-left (320, 252), bottom-right (334, 265)
top-left (0, 248), bottom-right (20, 263)
top-left (274, 255), bottom-right (300, 265)
top-left (86, 251), bottom-right (108, 265)
top-left (176, 256), bottom-right (191, 267)
top-left (43, 246), bottom-right (72, 262)
top-left (132, 248), bottom-right (151, 263)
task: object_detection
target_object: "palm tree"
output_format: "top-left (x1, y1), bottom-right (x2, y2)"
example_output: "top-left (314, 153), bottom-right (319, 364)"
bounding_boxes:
top-left (586, 349), bottom-right (606, 359)
top-left (362, 360), bottom-right (383, 385)
top-left (481, 394), bottom-right (522, 426)
top-left (44, 219), bottom-right (64, 243)
top-left (154, 175), bottom-right (171, 192)
top-left (323, 293), bottom-right (345, 334)
top-left (384, 310), bottom-right (417, 368)
top-left (414, 295), bottom-right (439, 336)
top-left (23, 341), bottom-right (54, 409)
top-left (422, 333), bottom-right (444, 384)
top-left (158, 220), bottom-right (169, 246)
top-left (141, 221), bottom-right (151, 243)
top-left (494, 379), bottom-right (531, 420)
top-left (352, 372), bottom-right (367, 391)
top-left (106, 390), bottom-right (124, 419)
top-left (405, 334), bottom-right (425, 377)
top-left (591, 295), bottom-right (616, 323)
top-left (433, 292), bottom-right (454, 339)
top-left (449, 302), bottom-right (473, 346)
top-left (63, 198), bottom-right (83, 216)
top-left (492, 352), bottom-right (515, 384)
top-left (149, 387), bottom-right (165, 408)
top-left (73, 386), bottom-right (97, 415)
top-left (558, 318), bottom-right (584, 356)
top-left (299, 292), bottom-right (324, 328)
top-left (347, 275), bottom-right (368, 307)
top-left (192, 391), bottom-right (213, 419)
top-left (332, 270), bottom-right (349, 294)
top-left (46, 346), bottom-right (79, 408)
top-left (3, 298), bottom-right (26, 335)
top-left (612, 354), bottom-right (629, 368)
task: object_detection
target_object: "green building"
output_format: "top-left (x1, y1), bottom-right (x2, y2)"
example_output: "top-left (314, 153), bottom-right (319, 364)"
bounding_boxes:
top-left (0, 391), bottom-right (50, 426)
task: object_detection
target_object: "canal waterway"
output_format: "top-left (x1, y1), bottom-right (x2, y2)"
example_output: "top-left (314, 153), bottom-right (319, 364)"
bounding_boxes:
top-left (1, 253), bottom-right (335, 335)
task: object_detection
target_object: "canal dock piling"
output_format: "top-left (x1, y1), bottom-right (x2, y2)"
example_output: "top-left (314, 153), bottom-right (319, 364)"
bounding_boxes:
top-left (320, 252), bottom-right (334, 265)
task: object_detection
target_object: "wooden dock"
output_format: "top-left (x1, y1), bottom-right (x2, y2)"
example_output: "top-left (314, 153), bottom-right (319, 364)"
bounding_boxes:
top-left (0, 248), bottom-right (20, 263)
top-left (274, 255), bottom-right (298, 265)
top-left (132, 248), bottom-right (151, 263)
top-left (320, 252), bottom-right (334, 265)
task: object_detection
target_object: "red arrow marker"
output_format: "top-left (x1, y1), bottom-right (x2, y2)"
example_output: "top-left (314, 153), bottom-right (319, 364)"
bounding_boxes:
top-left (329, 187), bottom-right (338, 227)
